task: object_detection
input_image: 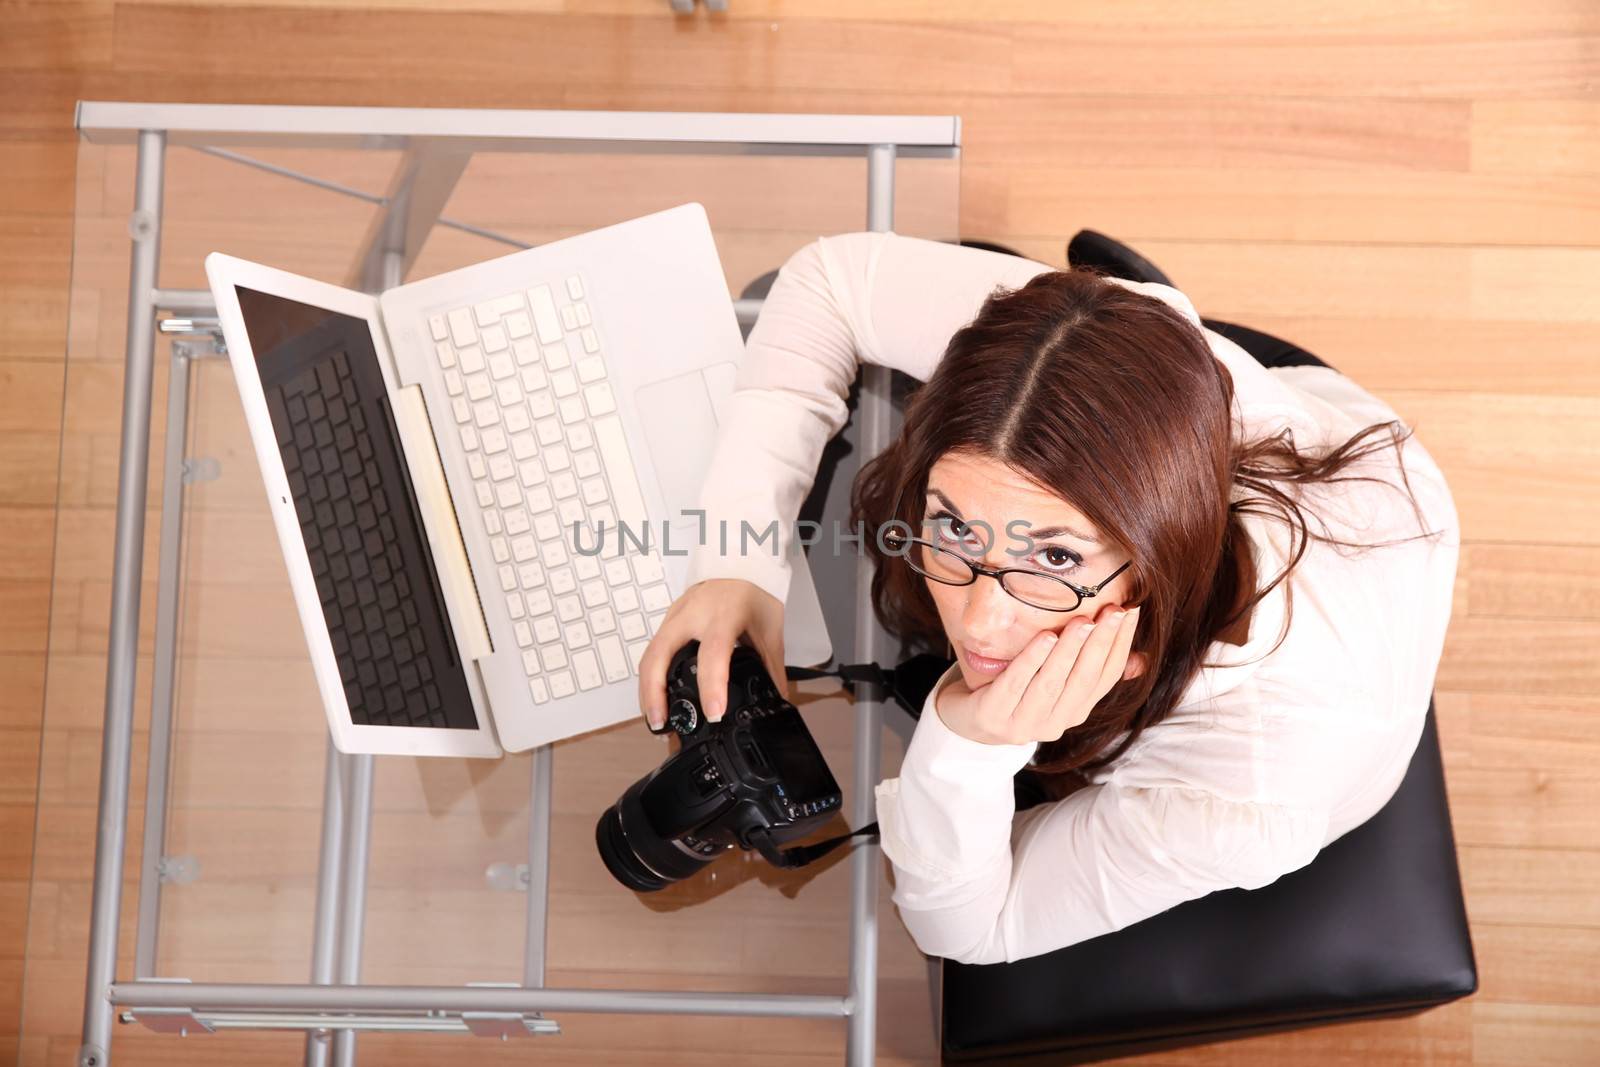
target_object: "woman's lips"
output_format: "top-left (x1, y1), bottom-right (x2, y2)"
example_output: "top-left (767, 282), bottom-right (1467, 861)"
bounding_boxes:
top-left (961, 644), bottom-right (1013, 676)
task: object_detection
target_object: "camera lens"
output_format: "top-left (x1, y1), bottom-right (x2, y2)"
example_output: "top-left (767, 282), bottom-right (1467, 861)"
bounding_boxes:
top-left (594, 776), bottom-right (716, 892)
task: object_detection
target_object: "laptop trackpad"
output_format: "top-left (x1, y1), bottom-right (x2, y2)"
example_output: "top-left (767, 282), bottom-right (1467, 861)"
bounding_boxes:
top-left (636, 367), bottom-right (726, 529)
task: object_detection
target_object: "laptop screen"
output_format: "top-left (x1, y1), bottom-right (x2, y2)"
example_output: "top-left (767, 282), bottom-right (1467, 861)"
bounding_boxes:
top-left (236, 286), bottom-right (481, 731)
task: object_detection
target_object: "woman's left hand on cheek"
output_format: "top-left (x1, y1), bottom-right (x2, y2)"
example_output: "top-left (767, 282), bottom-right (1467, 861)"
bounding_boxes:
top-left (936, 603), bottom-right (1142, 747)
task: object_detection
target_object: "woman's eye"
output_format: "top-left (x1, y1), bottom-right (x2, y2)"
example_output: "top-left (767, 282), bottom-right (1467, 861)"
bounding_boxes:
top-left (1036, 545), bottom-right (1083, 573)
top-left (933, 514), bottom-right (981, 550)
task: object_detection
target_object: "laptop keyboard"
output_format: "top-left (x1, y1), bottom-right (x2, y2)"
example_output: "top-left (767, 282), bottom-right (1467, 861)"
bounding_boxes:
top-left (429, 274), bottom-right (669, 706)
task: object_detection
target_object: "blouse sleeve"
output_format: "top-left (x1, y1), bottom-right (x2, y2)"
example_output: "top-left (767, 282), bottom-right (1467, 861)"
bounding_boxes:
top-left (871, 665), bottom-right (1330, 965)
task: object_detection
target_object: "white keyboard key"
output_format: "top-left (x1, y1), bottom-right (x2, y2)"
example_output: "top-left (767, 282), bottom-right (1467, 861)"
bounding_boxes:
top-left (572, 649), bottom-right (602, 691)
top-left (474, 301), bottom-right (499, 327)
top-left (488, 454), bottom-right (515, 482)
top-left (462, 425), bottom-right (481, 453)
top-left (514, 620), bottom-right (533, 647)
top-left (604, 559), bottom-right (631, 587)
top-left (488, 353), bottom-right (515, 381)
top-left (513, 338), bottom-right (539, 366)
top-left (447, 308), bottom-right (475, 347)
top-left (556, 594), bottom-right (582, 622)
top-left (574, 554), bottom-right (600, 581)
top-left (566, 274), bottom-right (584, 300)
top-left (518, 561), bottom-right (545, 588)
top-left (467, 453), bottom-right (487, 479)
top-left (581, 477), bottom-right (608, 506)
top-left (543, 539), bottom-right (568, 568)
top-left (530, 391), bottom-right (556, 419)
top-left (521, 365), bottom-right (548, 391)
top-left (505, 593), bottom-right (526, 621)
top-left (491, 537), bottom-right (510, 563)
top-left (473, 400), bottom-right (500, 428)
top-left (495, 481), bottom-right (520, 508)
top-left (436, 342), bottom-right (456, 369)
top-left (519, 459), bottom-right (546, 487)
top-left (512, 434), bottom-right (538, 462)
top-left (429, 314), bottom-right (448, 341)
top-left (591, 607), bottom-right (617, 634)
top-left (575, 303), bottom-right (591, 327)
top-left (505, 311), bottom-right (533, 339)
top-left (559, 498), bottom-right (585, 528)
top-left (466, 374), bottom-right (492, 401)
top-left (559, 397), bottom-right (586, 424)
top-left (452, 397), bottom-right (471, 424)
top-left (614, 586), bottom-right (640, 614)
top-left (576, 356), bottom-right (606, 384)
top-left (532, 616), bottom-right (560, 644)
top-left (581, 579), bottom-right (608, 608)
top-left (584, 382), bottom-right (617, 416)
top-left (534, 513), bottom-right (560, 541)
top-left (496, 380), bottom-right (521, 408)
top-left (632, 553), bottom-right (665, 585)
top-left (595, 415), bottom-right (643, 534)
top-left (511, 535), bottom-right (537, 562)
top-left (527, 485), bottom-right (554, 513)
top-left (550, 568), bottom-right (576, 596)
top-left (565, 621), bottom-right (591, 649)
top-left (620, 612), bottom-right (647, 641)
top-left (458, 346), bottom-right (485, 375)
top-left (551, 471), bottom-right (578, 499)
top-left (481, 427), bottom-right (509, 454)
top-left (549, 671), bottom-right (576, 699)
top-left (528, 678), bottom-right (550, 705)
top-left (626, 640), bottom-right (649, 673)
top-left (503, 508), bottom-right (530, 535)
top-left (598, 635), bottom-right (629, 682)
top-left (641, 584), bottom-right (671, 613)
top-left (504, 406), bottom-right (531, 435)
top-left (566, 423), bottom-right (593, 450)
top-left (551, 369), bottom-right (578, 398)
top-left (529, 284), bottom-right (562, 343)
top-left (498, 564), bottom-right (517, 592)
top-left (536, 417), bottom-right (562, 445)
top-left (526, 588), bottom-right (553, 616)
top-left (443, 368), bottom-right (464, 396)
top-left (543, 344), bottom-right (571, 371)
top-left (522, 649), bottom-right (542, 675)
top-left (560, 303), bottom-right (578, 331)
top-left (481, 324), bottom-right (508, 353)
top-left (483, 509), bottom-right (502, 535)
top-left (539, 644), bottom-right (568, 672)
top-left (647, 611), bottom-right (667, 635)
top-left (494, 293), bottom-right (525, 317)
top-left (580, 327), bottom-right (599, 353)
top-left (545, 444), bottom-right (570, 472)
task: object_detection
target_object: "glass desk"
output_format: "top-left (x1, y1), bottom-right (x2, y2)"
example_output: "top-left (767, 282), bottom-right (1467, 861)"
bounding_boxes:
top-left (26, 103), bottom-right (962, 1067)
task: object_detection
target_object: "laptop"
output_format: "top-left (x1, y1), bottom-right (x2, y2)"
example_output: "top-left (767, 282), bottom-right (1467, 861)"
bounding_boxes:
top-left (206, 202), bottom-right (834, 758)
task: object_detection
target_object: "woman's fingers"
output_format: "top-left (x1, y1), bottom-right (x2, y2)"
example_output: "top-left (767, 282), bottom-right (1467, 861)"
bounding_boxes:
top-left (1013, 616), bottom-right (1096, 732)
top-left (1045, 605), bottom-right (1139, 738)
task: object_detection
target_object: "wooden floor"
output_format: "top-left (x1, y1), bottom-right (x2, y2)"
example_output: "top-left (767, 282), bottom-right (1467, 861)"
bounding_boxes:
top-left (5, 2), bottom-right (1600, 1064)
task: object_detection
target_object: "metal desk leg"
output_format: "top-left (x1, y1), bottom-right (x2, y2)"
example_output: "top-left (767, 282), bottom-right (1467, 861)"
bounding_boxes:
top-left (524, 745), bottom-right (554, 990)
top-left (80, 127), bottom-right (167, 1067)
top-left (132, 340), bottom-right (195, 980)
top-left (331, 753), bottom-right (374, 1067)
top-left (845, 141), bottom-right (896, 1067)
top-left (305, 738), bottom-right (348, 1067)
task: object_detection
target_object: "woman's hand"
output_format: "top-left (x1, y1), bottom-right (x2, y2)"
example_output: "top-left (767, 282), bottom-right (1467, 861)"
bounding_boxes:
top-left (936, 603), bottom-right (1142, 747)
top-left (636, 578), bottom-right (789, 730)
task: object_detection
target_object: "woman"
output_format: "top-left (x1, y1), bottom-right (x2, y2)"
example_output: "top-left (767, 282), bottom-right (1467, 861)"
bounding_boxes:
top-left (635, 231), bottom-right (1459, 965)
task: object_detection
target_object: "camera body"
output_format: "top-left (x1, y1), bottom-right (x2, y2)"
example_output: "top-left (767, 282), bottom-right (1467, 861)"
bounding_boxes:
top-left (596, 640), bottom-right (845, 891)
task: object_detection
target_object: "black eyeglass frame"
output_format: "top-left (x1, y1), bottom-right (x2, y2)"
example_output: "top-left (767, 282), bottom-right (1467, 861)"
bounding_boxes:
top-left (882, 481), bottom-right (1136, 612)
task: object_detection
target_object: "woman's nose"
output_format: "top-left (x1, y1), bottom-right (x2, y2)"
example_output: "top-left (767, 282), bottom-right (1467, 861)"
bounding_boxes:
top-left (960, 570), bottom-right (1017, 632)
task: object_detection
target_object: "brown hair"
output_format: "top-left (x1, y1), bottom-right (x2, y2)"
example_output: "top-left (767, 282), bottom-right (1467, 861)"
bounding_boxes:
top-left (849, 267), bottom-right (1447, 798)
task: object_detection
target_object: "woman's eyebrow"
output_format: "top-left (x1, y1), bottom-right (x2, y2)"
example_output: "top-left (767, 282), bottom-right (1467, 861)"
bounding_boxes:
top-left (926, 488), bottom-right (1100, 544)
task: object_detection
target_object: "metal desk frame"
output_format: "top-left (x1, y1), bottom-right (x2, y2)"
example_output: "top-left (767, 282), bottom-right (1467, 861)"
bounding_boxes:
top-left (70, 101), bottom-right (961, 1067)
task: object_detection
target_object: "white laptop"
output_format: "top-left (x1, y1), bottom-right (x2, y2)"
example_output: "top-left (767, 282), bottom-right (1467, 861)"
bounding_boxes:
top-left (206, 202), bottom-right (834, 758)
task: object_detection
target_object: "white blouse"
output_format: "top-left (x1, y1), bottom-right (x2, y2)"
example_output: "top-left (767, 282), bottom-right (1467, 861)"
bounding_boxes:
top-left (684, 231), bottom-right (1461, 965)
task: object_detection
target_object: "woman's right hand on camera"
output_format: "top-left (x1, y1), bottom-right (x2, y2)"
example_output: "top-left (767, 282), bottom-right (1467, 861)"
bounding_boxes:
top-left (636, 578), bottom-right (789, 730)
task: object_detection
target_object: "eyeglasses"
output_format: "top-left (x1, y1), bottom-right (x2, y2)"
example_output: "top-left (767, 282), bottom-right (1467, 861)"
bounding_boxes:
top-left (883, 485), bottom-right (1132, 613)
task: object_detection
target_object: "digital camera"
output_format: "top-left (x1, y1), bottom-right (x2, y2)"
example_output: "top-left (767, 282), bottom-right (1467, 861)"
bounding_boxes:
top-left (595, 639), bottom-right (848, 892)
